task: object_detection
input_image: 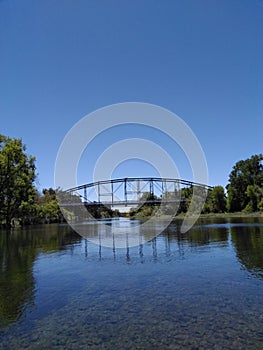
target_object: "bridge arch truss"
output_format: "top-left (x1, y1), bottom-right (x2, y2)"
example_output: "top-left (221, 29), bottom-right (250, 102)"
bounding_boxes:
top-left (64, 177), bottom-right (213, 207)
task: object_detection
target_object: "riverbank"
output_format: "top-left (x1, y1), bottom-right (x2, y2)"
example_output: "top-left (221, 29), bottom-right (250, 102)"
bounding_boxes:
top-left (194, 211), bottom-right (263, 219)
top-left (130, 211), bottom-right (263, 220)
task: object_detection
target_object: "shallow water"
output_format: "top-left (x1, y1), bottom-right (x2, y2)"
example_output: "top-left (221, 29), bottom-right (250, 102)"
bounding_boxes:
top-left (0, 217), bottom-right (262, 349)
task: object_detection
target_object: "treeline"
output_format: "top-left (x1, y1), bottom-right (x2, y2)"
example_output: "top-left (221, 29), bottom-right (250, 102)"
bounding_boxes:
top-left (130, 154), bottom-right (263, 218)
top-left (0, 134), bottom-right (262, 226)
top-left (0, 135), bottom-right (117, 227)
top-left (130, 186), bottom-right (227, 218)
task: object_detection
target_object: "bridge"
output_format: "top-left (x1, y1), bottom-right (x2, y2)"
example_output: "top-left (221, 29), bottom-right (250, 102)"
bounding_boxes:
top-left (61, 177), bottom-right (212, 211)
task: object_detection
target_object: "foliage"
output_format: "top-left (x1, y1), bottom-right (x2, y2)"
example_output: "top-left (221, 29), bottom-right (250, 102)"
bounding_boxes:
top-left (176, 186), bottom-right (206, 215)
top-left (0, 225), bottom-right (81, 326)
top-left (56, 189), bottom-right (119, 221)
top-left (1, 132), bottom-right (262, 225)
top-left (0, 135), bottom-right (36, 227)
top-left (138, 192), bottom-right (158, 203)
top-left (36, 188), bottom-right (62, 223)
top-left (203, 186), bottom-right (226, 213)
top-left (178, 187), bottom-right (193, 213)
top-left (189, 186), bottom-right (208, 214)
top-left (160, 191), bottom-right (180, 215)
top-left (130, 192), bottom-right (159, 218)
top-left (243, 185), bottom-right (263, 212)
top-left (226, 154), bottom-right (263, 212)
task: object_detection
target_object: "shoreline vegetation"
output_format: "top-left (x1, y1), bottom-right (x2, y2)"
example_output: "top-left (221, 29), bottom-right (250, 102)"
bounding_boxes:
top-left (198, 211), bottom-right (263, 218)
top-left (129, 211), bottom-right (263, 221)
top-left (0, 134), bottom-right (263, 228)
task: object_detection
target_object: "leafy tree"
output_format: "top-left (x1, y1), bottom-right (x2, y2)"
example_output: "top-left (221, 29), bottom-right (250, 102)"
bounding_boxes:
top-left (203, 186), bottom-right (226, 213)
top-left (160, 191), bottom-right (180, 215)
top-left (226, 154), bottom-right (263, 212)
top-left (130, 192), bottom-right (159, 218)
top-left (258, 198), bottom-right (263, 211)
top-left (178, 187), bottom-right (193, 213)
top-left (18, 199), bottom-right (38, 225)
top-left (187, 186), bottom-right (208, 214)
top-left (138, 192), bottom-right (158, 203)
top-left (36, 188), bottom-right (65, 223)
top-left (244, 185), bottom-right (262, 212)
top-left (37, 200), bottom-right (61, 223)
top-left (0, 135), bottom-right (36, 227)
top-left (42, 188), bottom-right (56, 202)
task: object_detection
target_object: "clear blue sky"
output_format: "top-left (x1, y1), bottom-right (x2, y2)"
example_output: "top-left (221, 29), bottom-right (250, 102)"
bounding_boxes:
top-left (0, 0), bottom-right (262, 190)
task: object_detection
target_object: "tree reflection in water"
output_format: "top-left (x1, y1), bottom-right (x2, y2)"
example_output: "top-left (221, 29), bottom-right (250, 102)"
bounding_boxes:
top-left (0, 225), bottom-right (81, 327)
top-left (0, 217), bottom-right (262, 329)
top-left (231, 223), bottom-right (263, 278)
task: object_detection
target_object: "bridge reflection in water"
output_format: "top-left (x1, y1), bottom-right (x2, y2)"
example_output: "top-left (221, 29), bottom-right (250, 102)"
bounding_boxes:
top-left (77, 218), bottom-right (188, 263)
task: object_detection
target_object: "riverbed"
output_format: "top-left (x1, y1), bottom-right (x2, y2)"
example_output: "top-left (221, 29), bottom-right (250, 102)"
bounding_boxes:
top-left (0, 217), bottom-right (262, 349)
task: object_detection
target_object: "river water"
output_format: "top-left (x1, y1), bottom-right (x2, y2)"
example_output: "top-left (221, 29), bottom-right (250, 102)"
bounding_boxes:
top-left (0, 217), bottom-right (262, 349)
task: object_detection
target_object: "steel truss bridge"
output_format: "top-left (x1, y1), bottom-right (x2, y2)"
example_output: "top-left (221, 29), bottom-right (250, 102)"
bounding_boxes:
top-left (63, 177), bottom-right (213, 209)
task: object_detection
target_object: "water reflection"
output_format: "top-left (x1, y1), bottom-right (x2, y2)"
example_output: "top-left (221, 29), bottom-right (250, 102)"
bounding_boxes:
top-left (231, 224), bottom-right (263, 278)
top-left (74, 218), bottom-right (230, 256)
top-left (0, 217), bottom-right (263, 332)
top-left (72, 218), bottom-right (165, 249)
top-left (0, 225), bottom-right (80, 327)
top-left (0, 231), bottom-right (35, 327)
top-left (77, 217), bottom-right (263, 279)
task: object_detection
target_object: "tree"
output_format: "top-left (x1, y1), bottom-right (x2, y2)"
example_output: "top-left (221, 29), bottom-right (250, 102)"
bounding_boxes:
top-left (160, 191), bottom-right (180, 215)
top-left (42, 188), bottom-right (56, 202)
top-left (178, 187), bottom-right (193, 213)
top-left (34, 188), bottom-right (66, 223)
top-left (130, 192), bottom-right (159, 218)
top-left (226, 154), bottom-right (263, 212)
top-left (0, 135), bottom-right (36, 227)
top-left (244, 184), bottom-right (262, 212)
top-left (138, 192), bottom-right (158, 203)
top-left (204, 186), bottom-right (226, 213)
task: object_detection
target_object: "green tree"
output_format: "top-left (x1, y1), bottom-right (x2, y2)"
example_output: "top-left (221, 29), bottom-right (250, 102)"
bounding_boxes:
top-left (138, 192), bottom-right (158, 202)
top-left (36, 188), bottom-right (65, 223)
top-left (226, 154), bottom-right (263, 212)
top-left (42, 188), bottom-right (56, 202)
top-left (204, 186), bottom-right (226, 213)
top-left (244, 184), bottom-right (262, 212)
top-left (178, 187), bottom-right (193, 213)
top-left (130, 192), bottom-right (159, 218)
top-left (37, 200), bottom-right (61, 223)
top-left (18, 198), bottom-right (38, 225)
top-left (160, 191), bottom-right (180, 215)
top-left (0, 135), bottom-right (36, 227)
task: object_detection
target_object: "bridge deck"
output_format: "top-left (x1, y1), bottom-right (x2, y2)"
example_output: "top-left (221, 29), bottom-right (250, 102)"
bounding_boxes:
top-left (60, 199), bottom-right (189, 207)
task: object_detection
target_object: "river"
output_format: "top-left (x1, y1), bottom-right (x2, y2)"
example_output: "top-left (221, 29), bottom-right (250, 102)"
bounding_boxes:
top-left (0, 217), bottom-right (262, 349)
